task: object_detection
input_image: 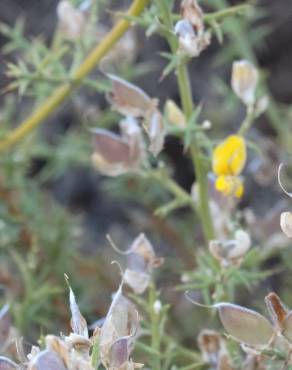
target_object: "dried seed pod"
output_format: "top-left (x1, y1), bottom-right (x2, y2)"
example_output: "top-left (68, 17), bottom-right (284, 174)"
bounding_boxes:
top-left (265, 292), bottom-right (288, 331)
top-left (92, 129), bottom-right (131, 176)
top-left (280, 212), bottom-right (292, 238)
top-left (231, 60), bottom-right (258, 106)
top-left (0, 305), bottom-right (11, 350)
top-left (92, 117), bottom-right (145, 176)
top-left (107, 74), bottom-right (156, 118)
top-left (216, 303), bottom-right (273, 346)
top-left (100, 283), bottom-right (138, 369)
top-left (28, 350), bottom-right (67, 370)
top-left (0, 357), bottom-right (18, 370)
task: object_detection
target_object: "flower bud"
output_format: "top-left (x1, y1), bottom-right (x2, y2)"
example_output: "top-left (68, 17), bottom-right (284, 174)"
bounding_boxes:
top-left (165, 100), bottom-right (186, 128)
top-left (231, 60), bottom-right (258, 106)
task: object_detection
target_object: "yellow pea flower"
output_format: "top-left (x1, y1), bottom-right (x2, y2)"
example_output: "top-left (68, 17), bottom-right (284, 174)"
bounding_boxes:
top-left (212, 135), bottom-right (246, 177)
top-left (215, 175), bottom-right (244, 198)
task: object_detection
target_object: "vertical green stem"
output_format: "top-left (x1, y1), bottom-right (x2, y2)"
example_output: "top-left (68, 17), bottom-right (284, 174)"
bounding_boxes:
top-left (149, 283), bottom-right (161, 370)
top-left (155, 0), bottom-right (215, 241)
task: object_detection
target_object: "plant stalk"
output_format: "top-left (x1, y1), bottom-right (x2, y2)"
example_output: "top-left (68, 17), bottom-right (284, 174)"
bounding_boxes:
top-left (155, 0), bottom-right (215, 242)
top-left (0, 0), bottom-right (149, 151)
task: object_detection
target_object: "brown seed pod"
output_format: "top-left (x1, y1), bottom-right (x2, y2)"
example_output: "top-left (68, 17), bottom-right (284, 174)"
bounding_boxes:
top-left (216, 303), bottom-right (273, 346)
top-left (107, 74), bottom-right (156, 118)
top-left (186, 294), bottom-right (274, 347)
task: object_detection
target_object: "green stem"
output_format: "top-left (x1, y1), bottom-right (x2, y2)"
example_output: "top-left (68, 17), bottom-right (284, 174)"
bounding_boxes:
top-left (144, 169), bottom-right (197, 212)
top-left (204, 3), bottom-right (250, 23)
top-left (149, 283), bottom-right (161, 370)
top-left (0, 0), bottom-right (149, 151)
top-left (238, 104), bottom-right (255, 136)
top-left (155, 0), bottom-right (215, 242)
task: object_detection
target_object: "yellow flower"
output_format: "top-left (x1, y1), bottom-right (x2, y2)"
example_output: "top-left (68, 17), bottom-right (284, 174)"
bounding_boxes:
top-left (212, 135), bottom-right (246, 176)
top-left (215, 175), bottom-right (244, 198)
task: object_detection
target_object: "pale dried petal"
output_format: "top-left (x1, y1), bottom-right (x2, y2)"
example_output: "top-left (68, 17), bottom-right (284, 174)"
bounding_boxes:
top-left (280, 212), bottom-right (292, 238)
top-left (129, 234), bottom-right (164, 268)
top-left (28, 350), bottom-right (67, 370)
top-left (174, 19), bottom-right (195, 38)
top-left (216, 303), bottom-right (273, 346)
top-left (227, 229), bottom-right (251, 259)
top-left (174, 20), bottom-right (210, 57)
top-left (100, 284), bottom-right (138, 368)
top-left (65, 333), bottom-right (91, 351)
top-left (45, 336), bottom-right (70, 368)
top-left (0, 357), bottom-right (18, 370)
top-left (180, 0), bottom-right (204, 32)
top-left (120, 116), bottom-right (146, 166)
top-left (0, 305), bottom-right (10, 349)
top-left (147, 110), bottom-right (165, 156)
top-left (67, 280), bottom-right (88, 339)
top-left (209, 230), bottom-right (251, 267)
top-left (108, 337), bottom-right (129, 368)
top-left (57, 1), bottom-right (85, 39)
top-left (107, 74), bottom-right (156, 118)
top-left (124, 269), bottom-right (150, 295)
